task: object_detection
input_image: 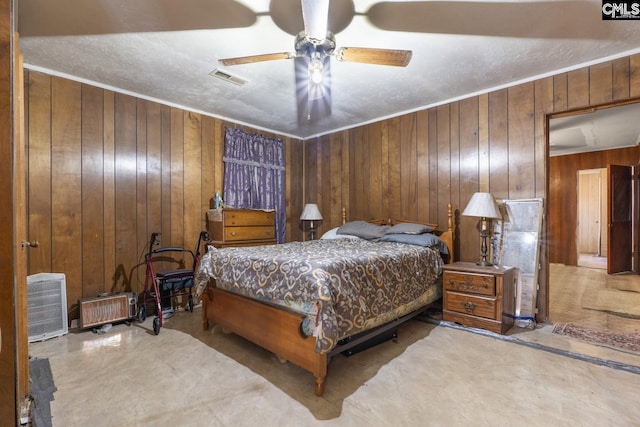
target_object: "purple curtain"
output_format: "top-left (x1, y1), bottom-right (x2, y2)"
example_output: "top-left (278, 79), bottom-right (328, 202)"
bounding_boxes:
top-left (223, 127), bottom-right (286, 243)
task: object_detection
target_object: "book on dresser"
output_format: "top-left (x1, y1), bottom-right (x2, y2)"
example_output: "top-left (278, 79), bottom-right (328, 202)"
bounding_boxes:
top-left (206, 208), bottom-right (276, 248)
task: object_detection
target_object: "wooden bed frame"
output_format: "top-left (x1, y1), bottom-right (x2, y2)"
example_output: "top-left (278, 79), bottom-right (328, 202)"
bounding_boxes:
top-left (202, 203), bottom-right (455, 396)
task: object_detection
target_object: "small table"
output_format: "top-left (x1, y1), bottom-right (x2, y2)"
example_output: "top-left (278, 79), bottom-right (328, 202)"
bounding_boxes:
top-left (442, 262), bottom-right (516, 334)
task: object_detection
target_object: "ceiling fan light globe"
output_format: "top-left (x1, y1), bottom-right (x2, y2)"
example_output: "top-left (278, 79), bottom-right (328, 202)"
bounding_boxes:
top-left (309, 59), bottom-right (324, 84)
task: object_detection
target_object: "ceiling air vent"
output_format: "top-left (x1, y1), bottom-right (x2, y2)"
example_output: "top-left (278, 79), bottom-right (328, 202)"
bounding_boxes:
top-left (210, 68), bottom-right (246, 86)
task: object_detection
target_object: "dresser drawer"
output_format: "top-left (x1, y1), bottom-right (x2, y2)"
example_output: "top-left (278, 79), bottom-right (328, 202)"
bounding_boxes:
top-left (444, 271), bottom-right (495, 296)
top-left (223, 210), bottom-right (274, 226)
top-left (224, 226), bottom-right (275, 241)
top-left (445, 291), bottom-right (497, 320)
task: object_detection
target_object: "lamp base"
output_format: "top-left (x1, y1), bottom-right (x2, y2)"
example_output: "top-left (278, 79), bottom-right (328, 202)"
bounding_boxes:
top-left (477, 224), bottom-right (493, 267)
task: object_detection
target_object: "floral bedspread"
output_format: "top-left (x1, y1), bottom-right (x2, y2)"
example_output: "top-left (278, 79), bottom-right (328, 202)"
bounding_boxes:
top-left (195, 239), bottom-right (443, 354)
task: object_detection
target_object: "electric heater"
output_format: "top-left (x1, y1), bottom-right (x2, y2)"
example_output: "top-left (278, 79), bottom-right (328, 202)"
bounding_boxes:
top-left (79, 293), bottom-right (137, 329)
top-left (27, 273), bottom-right (68, 342)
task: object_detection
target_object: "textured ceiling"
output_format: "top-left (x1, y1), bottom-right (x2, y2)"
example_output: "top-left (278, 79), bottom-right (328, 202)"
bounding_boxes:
top-left (17, 0), bottom-right (640, 141)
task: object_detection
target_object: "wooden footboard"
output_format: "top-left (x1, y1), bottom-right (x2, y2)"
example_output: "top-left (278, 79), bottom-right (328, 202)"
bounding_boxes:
top-left (203, 286), bottom-right (328, 396)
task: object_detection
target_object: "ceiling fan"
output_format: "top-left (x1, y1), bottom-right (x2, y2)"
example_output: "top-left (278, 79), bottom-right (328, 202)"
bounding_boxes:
top-left (218, 0), bottom-right (412, 122)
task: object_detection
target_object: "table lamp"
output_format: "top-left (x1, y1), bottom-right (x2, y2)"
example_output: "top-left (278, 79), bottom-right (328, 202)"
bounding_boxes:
top-left (462, 192), bottom-right (502, 266)
top-left (300, 203), bottom-right (323, 240)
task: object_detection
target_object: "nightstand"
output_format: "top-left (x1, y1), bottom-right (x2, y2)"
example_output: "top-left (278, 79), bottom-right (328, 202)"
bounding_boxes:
top-left (442, 262), bottom-right (516, 334)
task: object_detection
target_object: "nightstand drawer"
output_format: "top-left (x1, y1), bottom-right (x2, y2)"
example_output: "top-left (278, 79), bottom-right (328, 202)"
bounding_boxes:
top-left (445, 291), bottom-right (497, 320)
top-left (444, 271), bottom-right (495, 296)
top-left (224, 226), bottom-right (275, 241)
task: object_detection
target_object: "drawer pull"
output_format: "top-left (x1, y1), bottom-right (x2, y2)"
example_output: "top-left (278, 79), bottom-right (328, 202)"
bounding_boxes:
top-left (265, 231), bottom-right (272, 236)
top-left (230, 232), bottom-right (237, 236)
top-left (462, 301), bottom-right (477, 313)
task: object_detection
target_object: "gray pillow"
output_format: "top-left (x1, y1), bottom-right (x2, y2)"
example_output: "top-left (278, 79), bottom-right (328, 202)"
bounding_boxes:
top-left (385, 222), bottom-right (433, 235)
top-left (337, 221), bottom-right (389, 240)
top-left (380, 232), bottom-right (449, 255)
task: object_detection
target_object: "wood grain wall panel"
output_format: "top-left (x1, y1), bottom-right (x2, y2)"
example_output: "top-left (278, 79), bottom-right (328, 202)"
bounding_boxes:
top-left (51, 77), bottom-right (83, 311)
top-left (26, 71), bottom-right (52, 273)
top-left (589, 62), bottom-right (613, 105)
top-left (302, 137), bottom-right (319, 239)
top-left (317, 133), bottom-right (331, 237)
top-left (367, 124), bottom-right (383, 221)
top-left (200, 116), bottom-right (215, 212)
top-left (416, 110), bottom-right (429, 221)
top-left (448, 103), bottom-right (461, 250)
top-left (81, 85), bottom-right (105, 298)
top-left (340, 134), bottom-right (351, 221)
top-left (400, 114), bottom-right (418, 220)
top-left (458, 98), bottom-right (480, 262)
top-left (478, 94), bottom-right (489, 190)
top-left (380, 121), bottom-right (390, 219)
top-left (507, 83), bottom-right (535, 199)
top-left (534, 77), bottom-right (554, 198)
top-left (214, 119), bottom-right (225, 198)
top-left (567, 68), bottom-right (590, 109)
top-left (427, 109), bottom-right (438, 221)
top-left (113, 93), bottom-right (137, 294)
top-left (169, 109), bottom-right (185, 247)
top-left (285, 137), bottom-right (304, 241)
top-left (630, 55), bottom-right (640, 97)
top-left (387, 117), bottom-right (402, 221)
top-left (160, 105), bottom-right (172, 246)
top-left (436, 105), bottom-right (451, 228)
top-left (135, 100), bottom-right (148, 289)
top-left (184, 111), bottom-right (203, 251)
top-left (553, 73), bottom-right (568, 112)
top-left (534, 76), bottom-right (555, 318)
top-left (145, 102), bottom-right (162, 247)
top-left (488, 89), bottom-right (509, 198)
top-left (613, 57), bottom-right (630, 100)
top-left (329, 133), bottom-right (344, 231)
top-left (347, 127), bottom-right (364, 221)
top-left (102, 91), bottom-right (116, 291)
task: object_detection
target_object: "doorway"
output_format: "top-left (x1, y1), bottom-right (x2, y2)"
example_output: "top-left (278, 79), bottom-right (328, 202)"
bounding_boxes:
top-left (577, 168), bottom-right (607, 270)
top-left (548, 103), bottom-right (640, 337)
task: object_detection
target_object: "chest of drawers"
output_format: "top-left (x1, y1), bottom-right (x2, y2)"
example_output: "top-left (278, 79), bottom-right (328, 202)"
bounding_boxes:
top-left (207, 208), bottom-right (276, 248)
top-left (442, 262), bottom-right (516, 334)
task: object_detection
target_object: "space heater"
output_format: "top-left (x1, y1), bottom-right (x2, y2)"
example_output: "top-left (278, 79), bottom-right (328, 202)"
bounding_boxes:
top-left (79, 293), bottom-right (137, 329)
top-left (27, 272), bottom-right (68, 342)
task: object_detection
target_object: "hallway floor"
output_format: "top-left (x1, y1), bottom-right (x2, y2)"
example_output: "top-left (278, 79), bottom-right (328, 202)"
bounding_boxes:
top-left (548, 263), bottom-right (640, 335)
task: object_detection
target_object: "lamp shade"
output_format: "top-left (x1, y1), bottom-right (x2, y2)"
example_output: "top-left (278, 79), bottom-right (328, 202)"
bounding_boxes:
top-left (300, 203), bottom-right (323, 221)
top-left (462, 192), bottom-right (501, 219)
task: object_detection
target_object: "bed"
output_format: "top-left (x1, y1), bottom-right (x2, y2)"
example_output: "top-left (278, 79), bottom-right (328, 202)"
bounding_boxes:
top-left (195, 203), bottom-right (455, 396)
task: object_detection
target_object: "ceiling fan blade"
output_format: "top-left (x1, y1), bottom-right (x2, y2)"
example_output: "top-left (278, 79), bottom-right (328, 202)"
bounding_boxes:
top-left (19, 0), bottom-right (256, 37)
top-left (335, 47), bottom-right (412, 67)
top-left (219, 52), bottom-right (295, 66)
top-left (366, 1), bottom-right (604, 39)
top-left (301, 0), bottom-right (330, 41)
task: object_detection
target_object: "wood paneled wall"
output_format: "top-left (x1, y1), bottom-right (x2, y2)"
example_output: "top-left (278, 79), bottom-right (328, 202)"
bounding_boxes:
top-left (24, 71), bottom-right (304, 319)
top-left (304, 54), bottom-right (640, 322)
top-left (549, 145), bottom-right (640, 266)
top-left (24, 54), bottom-right (640, 323)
